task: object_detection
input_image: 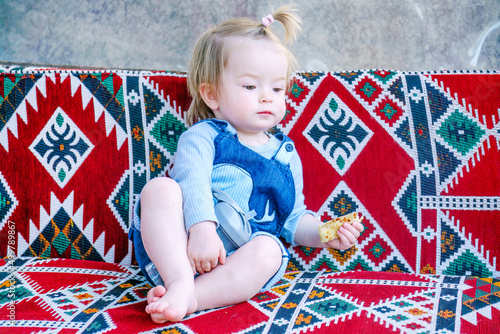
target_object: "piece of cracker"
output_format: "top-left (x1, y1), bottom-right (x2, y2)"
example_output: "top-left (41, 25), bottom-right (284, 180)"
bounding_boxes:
top-left (318, 212), bottom-right (363, 243)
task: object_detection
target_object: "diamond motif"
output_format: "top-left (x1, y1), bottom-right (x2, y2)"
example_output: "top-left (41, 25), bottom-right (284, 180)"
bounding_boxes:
top-left (307, 297), bottom-right (358, 317)
top-left (374, 97), bottom-right (405, 126)
top-left (287, 79), bottom-right (310, 106)
top-left (365, 236), bottom-right (393, 265)
top-left (437, 110), bottom-right (486, 156)
top-left (328, 191), bottom-right (359, 217)
top-left (150, 111), bottom-right (187, 155)
top-left (29, 107), bottom-right (94, 188)
top-left (355, 76), bottom-right (383, 104)
top-left (304, 92), bottom-right (373, 176)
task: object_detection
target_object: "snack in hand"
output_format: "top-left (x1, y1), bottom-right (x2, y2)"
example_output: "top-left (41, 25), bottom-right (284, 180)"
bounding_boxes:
top-left (318, 212), bottom-right (363, 243)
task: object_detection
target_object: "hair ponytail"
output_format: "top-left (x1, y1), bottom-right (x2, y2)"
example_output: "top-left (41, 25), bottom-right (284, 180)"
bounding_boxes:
top-left (265, 5), bottom-right (302, 45)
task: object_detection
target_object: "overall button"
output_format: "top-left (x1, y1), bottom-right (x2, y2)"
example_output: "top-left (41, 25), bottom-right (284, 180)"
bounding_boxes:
top-left (285, 143), bottom-right (293, 152)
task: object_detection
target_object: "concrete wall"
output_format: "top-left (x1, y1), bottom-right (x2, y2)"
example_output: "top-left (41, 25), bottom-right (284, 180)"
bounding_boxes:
top-left (1, 0), bottom-right (499, 71)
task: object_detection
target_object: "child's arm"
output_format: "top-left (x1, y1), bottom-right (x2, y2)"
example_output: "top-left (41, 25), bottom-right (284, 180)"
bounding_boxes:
top-left (170, 123), bottom-right (226, 274)
top-left (187, 221), bottom-right (226, 274)
top-left (293, 213), bottom-right (364, 250)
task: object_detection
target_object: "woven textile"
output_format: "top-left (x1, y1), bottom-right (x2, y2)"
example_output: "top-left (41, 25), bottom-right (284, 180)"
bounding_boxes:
top-left (0, 66), bottom-right (499, 332)
top-left (1, 257), bottom-right (499, 333)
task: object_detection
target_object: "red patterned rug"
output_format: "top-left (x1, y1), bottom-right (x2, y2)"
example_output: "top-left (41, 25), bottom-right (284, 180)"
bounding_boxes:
top-left (2, 257), bottom-right (499, 333)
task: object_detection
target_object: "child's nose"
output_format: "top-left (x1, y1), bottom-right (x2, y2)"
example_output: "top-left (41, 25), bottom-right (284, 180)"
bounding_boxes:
top-left (260, 90), bottom-right (273, 103)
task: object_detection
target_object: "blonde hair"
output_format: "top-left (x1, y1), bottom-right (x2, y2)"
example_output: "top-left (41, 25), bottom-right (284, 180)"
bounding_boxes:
top-left (186, 5), bottom-right (302, 126)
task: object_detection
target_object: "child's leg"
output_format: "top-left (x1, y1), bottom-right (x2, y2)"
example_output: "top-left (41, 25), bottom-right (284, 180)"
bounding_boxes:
top-left (140, 177), bottom-right (283, 322)
top-left (193, 234), bottom-right (283, 311)
top-left (146, 230), bottom-right (282, 322)
top-left (139, 177), bottom-right (197, 323)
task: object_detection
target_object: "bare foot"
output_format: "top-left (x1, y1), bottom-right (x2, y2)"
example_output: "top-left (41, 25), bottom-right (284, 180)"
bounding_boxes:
top-left (145, 282), bottom-right (198, 323)
top-left (147, 285), bottom-right (166, 304)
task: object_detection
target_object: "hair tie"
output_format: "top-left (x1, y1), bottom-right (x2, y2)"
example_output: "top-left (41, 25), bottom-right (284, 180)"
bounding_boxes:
top-left (261, 14), bottom-right (274, 27)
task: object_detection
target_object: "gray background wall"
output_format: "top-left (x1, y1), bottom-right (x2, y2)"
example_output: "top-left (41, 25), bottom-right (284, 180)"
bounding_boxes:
top-left (1, 0), bottom-right (499, 71)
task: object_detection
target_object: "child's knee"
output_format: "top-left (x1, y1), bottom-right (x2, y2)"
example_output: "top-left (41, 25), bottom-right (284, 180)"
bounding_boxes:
top-left (249, 235), bottom-right (283, 272)
top-left (141, 177), bottom-right (182, 201)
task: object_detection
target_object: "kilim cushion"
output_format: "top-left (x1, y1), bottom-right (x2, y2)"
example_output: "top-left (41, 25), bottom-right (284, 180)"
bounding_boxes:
top-left (0, 65), bottom-right (499, 333)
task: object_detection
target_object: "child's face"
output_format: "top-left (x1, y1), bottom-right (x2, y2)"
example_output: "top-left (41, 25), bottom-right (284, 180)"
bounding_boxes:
top-left (211, 38), bottom-right (288, 139)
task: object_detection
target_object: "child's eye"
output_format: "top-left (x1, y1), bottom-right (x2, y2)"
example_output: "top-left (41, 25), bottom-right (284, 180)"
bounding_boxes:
top-left (244, 85), bottom-right (256, 90)
top-left (273, 88), bottom-right (284, 93)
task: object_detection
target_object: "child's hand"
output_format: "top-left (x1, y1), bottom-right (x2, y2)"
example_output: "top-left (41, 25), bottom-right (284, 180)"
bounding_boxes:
top-left (325, 221), bottom-right (364, 250)
top-left (187, 221), bottom-right (226, 274)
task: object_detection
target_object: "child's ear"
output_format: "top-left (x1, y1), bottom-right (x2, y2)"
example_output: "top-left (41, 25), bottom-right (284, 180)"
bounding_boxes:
top-left (199, 83), bottom-right (219, 111)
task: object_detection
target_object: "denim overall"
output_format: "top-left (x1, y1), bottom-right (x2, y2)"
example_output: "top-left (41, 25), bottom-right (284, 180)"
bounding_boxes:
top-left (209, 119), bottom-right (296, 237)
top-left (129, 120), bottom-right (296, 290)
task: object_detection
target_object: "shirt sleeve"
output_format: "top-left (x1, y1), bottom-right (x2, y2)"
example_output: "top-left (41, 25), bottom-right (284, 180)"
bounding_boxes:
top-left (280, 149), bottom-right (316, 245)
top-left (169, 122), bottom-right (219, 232)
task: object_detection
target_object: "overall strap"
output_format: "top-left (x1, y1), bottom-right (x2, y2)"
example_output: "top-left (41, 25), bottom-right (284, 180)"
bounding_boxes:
top-left (273, 133), bottom-right (296, 166)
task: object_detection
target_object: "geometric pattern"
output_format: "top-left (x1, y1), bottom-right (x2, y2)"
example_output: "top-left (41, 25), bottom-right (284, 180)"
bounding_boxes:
top-left (0, 68), bottom-right (189, 265)
top-left (303, 92), bottom-right (373, 176)
top-left (29, 107), bottom-right (94, 188)
top-left (18, 192), bottom-right (109, 262)
top-left (280, 70), bottom-right (500, 279)
top-left (1, 258), bottom-right (498, 333)
top-left (0, 65), bottom-right (499, 332)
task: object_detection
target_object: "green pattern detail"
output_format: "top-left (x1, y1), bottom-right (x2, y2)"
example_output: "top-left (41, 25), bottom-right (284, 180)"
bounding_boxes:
top-left (41, 245), bottom-right (52, 258)
top-left (369, 70), bottom-right (397, 84)
top-left (299, 246), bottom-right (317, 257)
top-left (151, 112), bottom-right (187, 155)
top-left (336, 155), bottom-right (345, 170)
top-left (58, 169), bottom-right (66, 182)
top-left (0, 190), bottom-right (13, 216)
top-left (95, 73), bottom-right (125, 108)
top-left (406, 192), bottom-right (417, 213)
top-left (380, 103), bottom-right (397, 119)
top-left (346, 257), bottom-right (373, 271)
top-left (53, 231), bottom-right (71, 255)
top-left (444, 249), bottom-right (493, 277)
top-left (437, 110), bottom-right (485, 155)
top-left (291, 82), bottom-right (304, 98)
top-left (307, 297), bottom-right (358, 317)
top-left (392, 300), bottom-right (412, 308)
top-left (71, 245), bottom-right (82, 260)
top-left (1, 75), bottom-right (20, 104)
top-left (104, 74), bottom-right (124, 107)
top-left (388, 314), bottom-right (409, 322)
top-left (117, 192), bottom-right (129, 213)
top-left (310, 255), bottom-right (339, 271)
top-left (369, 242), bottom-right (386, 258)
top-left (0, 282), bottom-right (33, 303)
top-left (329, 97), bottom-right (338, 112)
top-left (56, 113), bottom-right (64, 127)
top-left (360, 82), bottom-right (377, 98)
